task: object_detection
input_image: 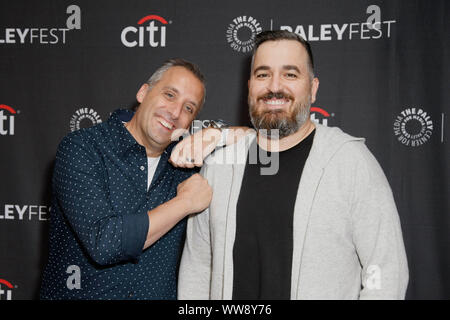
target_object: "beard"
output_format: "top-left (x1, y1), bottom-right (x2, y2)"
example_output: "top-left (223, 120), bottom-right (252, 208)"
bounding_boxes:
top-left (249, 91), bottom-right (311, 139)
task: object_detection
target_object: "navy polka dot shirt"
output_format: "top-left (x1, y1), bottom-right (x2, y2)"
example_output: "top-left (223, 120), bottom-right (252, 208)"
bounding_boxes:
top-left (40, 109), bottom-right (197, 300)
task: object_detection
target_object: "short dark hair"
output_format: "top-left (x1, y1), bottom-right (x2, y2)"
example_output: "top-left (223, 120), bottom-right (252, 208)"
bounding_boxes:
top-left (252, 30), bottom-right (315, 77)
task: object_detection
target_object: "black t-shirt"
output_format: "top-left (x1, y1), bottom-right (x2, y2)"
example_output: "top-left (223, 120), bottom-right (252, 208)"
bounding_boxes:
top-left (232, 130), bottom-right (315, 300)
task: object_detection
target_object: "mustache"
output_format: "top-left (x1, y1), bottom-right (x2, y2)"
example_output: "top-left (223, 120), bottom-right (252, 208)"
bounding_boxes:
top-left (258, 91), bottom-right (294, 101)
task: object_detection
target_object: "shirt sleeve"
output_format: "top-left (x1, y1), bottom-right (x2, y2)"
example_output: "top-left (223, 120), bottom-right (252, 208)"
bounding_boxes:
top-left (52, 133), bottom-right (149, 266)
top-left (349, 142), bottom-right (409, 299)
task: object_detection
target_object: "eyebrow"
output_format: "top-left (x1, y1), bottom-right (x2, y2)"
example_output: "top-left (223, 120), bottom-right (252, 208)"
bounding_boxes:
top-left (163, 86), bottom-right (179, 94)
top-left (253, 65), bottom-right (301, 74)
top-left (253, 66), bottom-right (270, 74)
top-left (163, 86), bottom-right (199, 108)
top-left (282, 65), bottom-right (301, 73)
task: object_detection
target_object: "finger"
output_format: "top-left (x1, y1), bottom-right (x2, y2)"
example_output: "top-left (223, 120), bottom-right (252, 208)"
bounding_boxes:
top-left (170, 143), bottom-right (184, 166)
top-left (185, 162), bottom-right (195, 169)
top-left (193, 145), bottom-right (204, 167)
top-left (170, 153), bottom-right (186, 167)
top-left (175, 143), bottom-right (193, 168)
top-left (191, 133), bottom-right (204, 161)
top-left (172, 134), bottom-right (196, 165)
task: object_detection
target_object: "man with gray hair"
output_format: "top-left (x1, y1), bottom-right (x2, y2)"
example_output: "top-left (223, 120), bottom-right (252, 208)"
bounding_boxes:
top-left (40, 58), bottom-right (215, 299)
top-left (177, 31), bottom-right (409, 299)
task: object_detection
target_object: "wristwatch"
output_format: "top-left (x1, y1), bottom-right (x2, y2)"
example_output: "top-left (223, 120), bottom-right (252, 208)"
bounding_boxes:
top-left (208, 119), bottom-right (229, 129)
top-left (208, 119), bottom-right (229, 147)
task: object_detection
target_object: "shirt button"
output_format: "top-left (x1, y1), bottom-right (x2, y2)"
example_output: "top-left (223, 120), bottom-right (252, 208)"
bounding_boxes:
top-left (140, 166), bottom-right (145, 171)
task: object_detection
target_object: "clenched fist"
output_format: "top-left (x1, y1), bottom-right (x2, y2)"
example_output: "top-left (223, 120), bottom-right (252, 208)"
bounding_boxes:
top-left (176, 173), bottom-right (212, 215)
top-left (170, 128), bottom-right (222, 168)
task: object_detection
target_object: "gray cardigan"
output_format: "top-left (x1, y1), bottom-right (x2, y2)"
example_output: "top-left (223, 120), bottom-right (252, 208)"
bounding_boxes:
top-left (178, 124), bottom-right (409, 299)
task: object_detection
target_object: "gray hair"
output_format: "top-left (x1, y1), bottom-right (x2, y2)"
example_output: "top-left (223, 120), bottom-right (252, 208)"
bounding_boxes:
top-left (146, 58), bottom-right (206, 107)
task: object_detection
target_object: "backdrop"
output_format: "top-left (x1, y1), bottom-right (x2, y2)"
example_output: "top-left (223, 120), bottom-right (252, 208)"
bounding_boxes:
top-left (0, 0), bottom-right (448, 300)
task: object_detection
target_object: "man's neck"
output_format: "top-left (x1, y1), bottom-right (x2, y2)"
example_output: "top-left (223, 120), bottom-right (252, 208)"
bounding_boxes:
top-left (124, 117), bottom-right (166, 158)
top-left (257, 120), bottom-right (315, 152)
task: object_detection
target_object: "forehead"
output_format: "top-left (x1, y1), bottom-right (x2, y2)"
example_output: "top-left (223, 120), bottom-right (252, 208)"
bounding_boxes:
top-left (252, 40), bottom-right (309, 71)
top-left (155, 66), bottom-right (204, 101)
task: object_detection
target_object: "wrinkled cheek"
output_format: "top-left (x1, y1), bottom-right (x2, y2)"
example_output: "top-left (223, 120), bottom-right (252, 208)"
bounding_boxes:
top-left (142, 110), bottom-right (153, 127)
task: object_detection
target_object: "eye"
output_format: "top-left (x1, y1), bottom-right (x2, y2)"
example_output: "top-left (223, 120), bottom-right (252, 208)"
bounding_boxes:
top-left (185, 105), bottom-right (194, 114)
top-left (164, 91), bottom-right (175, 99)
top-left (285, 73), bottom-right (298, 79)
top-left (256, 72), bottom-right (269, 79)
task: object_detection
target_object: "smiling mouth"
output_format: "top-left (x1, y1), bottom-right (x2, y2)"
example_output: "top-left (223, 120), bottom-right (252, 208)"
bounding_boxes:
top-left (158, 118), bottom-right (175, 131)
top-left (262, 98), bottom-right (290, 106)
top-left (258, 91), bottom-right (293, 108)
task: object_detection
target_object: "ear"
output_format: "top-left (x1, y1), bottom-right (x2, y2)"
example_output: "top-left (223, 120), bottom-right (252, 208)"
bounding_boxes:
top-left (136, 83), bottom-right (149, 103)
top-left (310, 77), bottom-right (319, 104)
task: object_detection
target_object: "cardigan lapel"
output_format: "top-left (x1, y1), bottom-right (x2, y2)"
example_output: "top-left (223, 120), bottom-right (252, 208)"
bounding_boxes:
top-left (290, 157), bottom-right (324, 299)
top-left (290, 124), bottom-right (333, 299)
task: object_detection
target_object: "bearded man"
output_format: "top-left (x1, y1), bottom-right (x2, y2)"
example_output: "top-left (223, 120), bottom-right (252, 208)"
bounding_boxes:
top-left (176, 30), bottom-right (409, 300)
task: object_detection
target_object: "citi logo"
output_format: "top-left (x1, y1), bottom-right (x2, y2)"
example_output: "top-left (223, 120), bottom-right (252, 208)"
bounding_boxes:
top-left (0, 279), bottom-right (16, 300)
top-left (121, 15), bottom-right (169, 48)
top-left (0, 104), bottom-right (17, 135)
top-left (310, 107), bottom-right (334, 126)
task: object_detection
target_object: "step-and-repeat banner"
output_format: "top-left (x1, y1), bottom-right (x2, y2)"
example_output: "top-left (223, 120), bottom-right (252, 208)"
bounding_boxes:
top-left (0, 0), bottom-right (448, 299)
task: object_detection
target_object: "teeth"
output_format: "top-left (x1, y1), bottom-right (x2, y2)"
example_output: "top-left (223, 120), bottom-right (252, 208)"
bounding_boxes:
top-left (265, 99), bottom-right (287, 105)
top-left (159, 119), bottom-right (173, 130)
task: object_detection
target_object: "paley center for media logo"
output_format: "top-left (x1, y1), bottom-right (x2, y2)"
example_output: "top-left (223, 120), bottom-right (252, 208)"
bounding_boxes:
top-left (69, 107), bottom-right (102, 132)
top-left (0, 104), bottom-right (18, 135)
top-left (121, 14), bottom-right (170, 48)
top-left (0, 5), bottom-right (81, 45)
top-left (0, 279), bottom-right (17, 300)
top-left (393, 107), bottom-right (434, 147)
top-left (226, 15), bottom-right (262, 53)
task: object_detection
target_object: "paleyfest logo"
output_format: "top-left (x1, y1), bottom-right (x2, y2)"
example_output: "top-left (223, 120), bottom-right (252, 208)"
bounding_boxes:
top-left (0, 204), bottom-right (49, 221)
top-left (393, 107), bottom-right (433, 147)
top-left (121, 14), bottom-right (169, 48)
top-left (280, 5), bottom-right (395, 41)
top-left (226, 15), bottom-right (262, 53)
top-left (0, 5), bottom-right (81, 45)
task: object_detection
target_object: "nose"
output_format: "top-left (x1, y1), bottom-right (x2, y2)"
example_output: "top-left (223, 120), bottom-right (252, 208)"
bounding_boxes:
top-left (167, 102), bottom-right (183, 120)
top-left (267, 74), bottom-right (282, 93)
